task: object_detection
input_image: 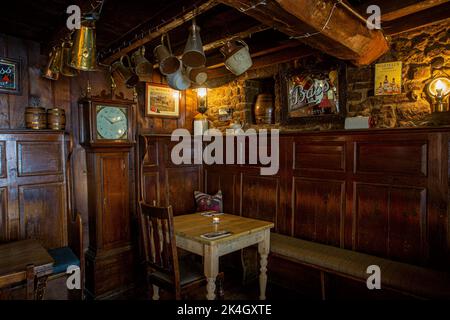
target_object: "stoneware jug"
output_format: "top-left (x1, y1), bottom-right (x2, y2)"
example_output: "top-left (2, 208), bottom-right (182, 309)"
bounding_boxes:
top-left (220, 39), bottom-right (252, 76)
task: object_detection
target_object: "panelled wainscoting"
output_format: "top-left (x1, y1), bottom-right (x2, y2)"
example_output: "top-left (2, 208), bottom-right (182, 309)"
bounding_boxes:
top-left (140, 127), bottom-right (450, 295)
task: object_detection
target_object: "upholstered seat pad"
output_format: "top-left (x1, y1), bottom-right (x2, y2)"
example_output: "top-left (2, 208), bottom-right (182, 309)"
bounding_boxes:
top-left (271, 233), bottom-right (450, 299)
top-left (47, 247), bottom-right (80, 274)
top-left (148, 259), bottom-right (204, 286)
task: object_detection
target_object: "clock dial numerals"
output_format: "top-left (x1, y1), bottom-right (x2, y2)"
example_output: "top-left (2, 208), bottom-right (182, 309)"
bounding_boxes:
top-left (96, 106), bottom-right (128, 140)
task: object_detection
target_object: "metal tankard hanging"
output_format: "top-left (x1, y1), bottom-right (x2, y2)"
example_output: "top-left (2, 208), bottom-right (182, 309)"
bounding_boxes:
top-left (182, 19), bottom-right (206, 68)
top-left (70, 19), bottom-right (97, 71)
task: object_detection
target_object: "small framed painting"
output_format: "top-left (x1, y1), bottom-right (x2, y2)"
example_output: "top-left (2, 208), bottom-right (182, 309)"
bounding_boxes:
top-left (145, 83), bottom-right (180, 118)
top-left (374, 61), bottom-right (402, 96)
top-left (0, 57), bottom-right (21, 95)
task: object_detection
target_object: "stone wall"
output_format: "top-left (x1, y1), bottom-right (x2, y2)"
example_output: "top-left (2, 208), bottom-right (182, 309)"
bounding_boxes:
top-left (204, 21), bottom-right (449, 131)
top-left (347, 21), bottom-right (450, 128)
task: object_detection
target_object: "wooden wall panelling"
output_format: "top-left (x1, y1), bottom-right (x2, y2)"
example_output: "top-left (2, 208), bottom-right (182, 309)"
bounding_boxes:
top-left (0, 132), bottom-right (68, 249)
top-left (19, 182), bottom-right (67, 249)
top-left (0, 35), bottom-right (9, 127)
top-left (0, 187), bottom-right (6, 241)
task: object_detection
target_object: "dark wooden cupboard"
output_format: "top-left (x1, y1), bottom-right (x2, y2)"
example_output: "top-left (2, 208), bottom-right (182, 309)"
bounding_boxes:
top-left (0, 130), bottom-right (70, 249)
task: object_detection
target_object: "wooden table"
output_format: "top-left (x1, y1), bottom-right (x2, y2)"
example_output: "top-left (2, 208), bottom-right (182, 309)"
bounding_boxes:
top-left (0, 239), bottom-right (54, 299)
top-left (173, 213), bottom-right (274, 300)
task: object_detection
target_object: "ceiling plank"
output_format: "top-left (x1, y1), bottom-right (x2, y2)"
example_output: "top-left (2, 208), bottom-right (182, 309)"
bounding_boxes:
top-left (384, 2), bottom-right (450, 35)
top-left (355, 0), bottom-right (450, 22)
top-left (219, 0), bottom-right (389, 65)
top-left (101, 0), bottom-right (219, 65)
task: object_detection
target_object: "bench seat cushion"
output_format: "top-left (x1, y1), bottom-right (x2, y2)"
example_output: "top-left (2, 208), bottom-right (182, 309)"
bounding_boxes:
top-left (271, 233), bottom-right (450, 299)
top-left (47, 247), bottom-right (80, 274)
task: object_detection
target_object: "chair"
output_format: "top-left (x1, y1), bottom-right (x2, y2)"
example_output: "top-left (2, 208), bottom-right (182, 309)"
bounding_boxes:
top-left (0, 264), bottom-right (35, 300)
top-left (139, 202), bottom-right (223, 300)
top-left (46, 212), bottom-right (84, 300)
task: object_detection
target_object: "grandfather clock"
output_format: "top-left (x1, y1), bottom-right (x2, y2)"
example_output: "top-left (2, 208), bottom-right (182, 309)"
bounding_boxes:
top-left (79, 96), bottom-right (136, 299)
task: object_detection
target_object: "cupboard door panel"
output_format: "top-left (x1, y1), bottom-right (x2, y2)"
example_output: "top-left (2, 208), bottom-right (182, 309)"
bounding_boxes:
top-left (293, 178), bottom-right (344, 246)
top-left (17, 141), bottom-right (63, 176)
top-left (100, 154), bottom-right (130, 248)
top-left (18, 182), bottom-right (66, 249)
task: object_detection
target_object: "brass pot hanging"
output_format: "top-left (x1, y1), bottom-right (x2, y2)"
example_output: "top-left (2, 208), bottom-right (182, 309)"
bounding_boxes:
top-left (70, 19), bottom-right (97, 71)
top-left (60, 40), bottom-right (78, 77)
top-left (42, 46), bottom-right (62, 80)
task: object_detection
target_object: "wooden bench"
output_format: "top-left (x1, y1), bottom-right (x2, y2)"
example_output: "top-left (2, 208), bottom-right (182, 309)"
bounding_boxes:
top-left (270, 233), bottom-right (450, 299)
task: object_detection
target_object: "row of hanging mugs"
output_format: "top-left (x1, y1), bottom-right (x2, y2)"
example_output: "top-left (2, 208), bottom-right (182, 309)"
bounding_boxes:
top-left (154, 20), bottom-right (208, 91)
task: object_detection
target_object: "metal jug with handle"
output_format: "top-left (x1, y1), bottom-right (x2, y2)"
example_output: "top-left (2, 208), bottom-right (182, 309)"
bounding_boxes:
top-left (131, 46), bottom-right (152, 79)
top-left (112, 55), bottom-right (139, 88)
top-left (220, 39), bottom-right (252, 76)
top-left (167, 67), bottom-right (191, 91)
top-left (182, 20), bottom-right (206, 68)
top-left (153, 34), bottom-right (181, 76)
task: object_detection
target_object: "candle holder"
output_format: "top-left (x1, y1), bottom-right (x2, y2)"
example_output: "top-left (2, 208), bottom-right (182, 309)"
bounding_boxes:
top-left (212, 217), bottom-right (220, 224)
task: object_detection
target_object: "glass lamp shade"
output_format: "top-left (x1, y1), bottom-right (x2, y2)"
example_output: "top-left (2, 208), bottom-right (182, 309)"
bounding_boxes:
top-left (428, 77), bottom-right (450, 97)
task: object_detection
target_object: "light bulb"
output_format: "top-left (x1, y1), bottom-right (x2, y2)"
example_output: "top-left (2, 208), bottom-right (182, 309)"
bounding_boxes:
top-left (197, 87), bottom-right (207, 98)
top-left (436, 79), bottom-right (445, 91)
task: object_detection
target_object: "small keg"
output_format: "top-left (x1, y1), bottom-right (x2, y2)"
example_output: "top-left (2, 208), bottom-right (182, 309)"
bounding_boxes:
top-left (254, 93), bottom-right (274, 125)
top-left (25, 107), bottom-right (47, 129)
top-left (47, 108), bottom-right (66, 130)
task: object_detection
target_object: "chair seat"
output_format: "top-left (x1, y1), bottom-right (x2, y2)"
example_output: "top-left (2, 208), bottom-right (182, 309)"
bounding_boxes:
top-left (47, 247), bottom-right (80, 274)
top-left (148, 259), bottom-right (204, 287)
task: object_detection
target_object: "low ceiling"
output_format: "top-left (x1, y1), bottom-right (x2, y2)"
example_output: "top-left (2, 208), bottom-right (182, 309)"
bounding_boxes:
top-left (0, 0), bottom-right (448, 72)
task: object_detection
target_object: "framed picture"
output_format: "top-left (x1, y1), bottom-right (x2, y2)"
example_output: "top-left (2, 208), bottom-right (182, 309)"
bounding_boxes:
top-left (374, 61), bottom-right (402, 96)
top-left (281, 62), bottom-right (346, 125)
top-left (0, 57), bottom-right (21, 95)
top-left (145, 83), bottom-right (180, 118)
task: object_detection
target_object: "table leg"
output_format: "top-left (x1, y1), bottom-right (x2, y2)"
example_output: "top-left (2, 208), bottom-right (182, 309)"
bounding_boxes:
top-left (258, 229), bottom-right (270, 300)
top-left (204, 244), bottom-right (219, 300)
top-left (34, 275), bottom-right (48, 300)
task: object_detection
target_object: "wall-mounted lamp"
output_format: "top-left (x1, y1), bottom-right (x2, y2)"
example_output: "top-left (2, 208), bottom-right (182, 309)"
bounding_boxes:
top-left (194, 87), bottom-right (209, 136)
top-left (197, 87), bottom-right (208, 114)
top-left (427, 76), bottom-right (450, 112)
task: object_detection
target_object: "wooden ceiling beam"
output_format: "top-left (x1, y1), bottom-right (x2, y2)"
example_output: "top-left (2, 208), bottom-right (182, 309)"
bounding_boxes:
top-left (219, 0), bottom-right (389, 66)
top-left (383, 2), bottom-right (450, 35)
top-left (356, 0), bottom-right (450, 22)
top-left (101, 0), bottom-right (219, 65)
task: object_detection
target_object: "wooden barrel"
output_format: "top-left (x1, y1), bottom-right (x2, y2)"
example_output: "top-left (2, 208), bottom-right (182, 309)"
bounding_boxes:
top-left (25, 107), bottom-right (47, 129)
top-left (254, 93), bottom-right (274, 124)
top-left (47, 108), bottom-right (66, 130)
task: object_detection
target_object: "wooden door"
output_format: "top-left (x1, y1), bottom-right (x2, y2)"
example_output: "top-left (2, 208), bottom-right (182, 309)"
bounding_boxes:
top-left (96, 152), bottom-right (130, 251)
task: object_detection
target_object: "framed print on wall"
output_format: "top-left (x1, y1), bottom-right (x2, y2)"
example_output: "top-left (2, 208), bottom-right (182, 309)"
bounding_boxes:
top-left (0, 57), bottom-right (21, 95)
top-left (145, 83), bottom-right (180, 118)
top-left (280, 62), bottom-right (346, 125)
top-left (374, 61), bottom-right (402, 96)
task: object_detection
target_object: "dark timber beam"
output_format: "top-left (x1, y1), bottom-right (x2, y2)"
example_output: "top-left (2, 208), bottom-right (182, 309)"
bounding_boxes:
top-left (219, 0), bottom-right (389, 66)
top-left (101, 0), bottom-right (219, 65)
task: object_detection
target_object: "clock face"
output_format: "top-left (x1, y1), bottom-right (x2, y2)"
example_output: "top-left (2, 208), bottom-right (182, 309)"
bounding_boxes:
top-left (96, 105), bottom-right (128, 140)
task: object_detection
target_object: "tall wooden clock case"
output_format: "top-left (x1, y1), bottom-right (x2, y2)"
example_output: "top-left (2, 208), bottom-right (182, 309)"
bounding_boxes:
top-left (79, 96), bottom-right (135, 299)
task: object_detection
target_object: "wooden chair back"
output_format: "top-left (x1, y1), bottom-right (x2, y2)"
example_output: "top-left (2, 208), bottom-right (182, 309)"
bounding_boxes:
top-left (69, 212), bottom-right (84, 299)
top-left (0, 264), bottom-right (35, 300)
top-left (139, 202), bottom-right (181, 291)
